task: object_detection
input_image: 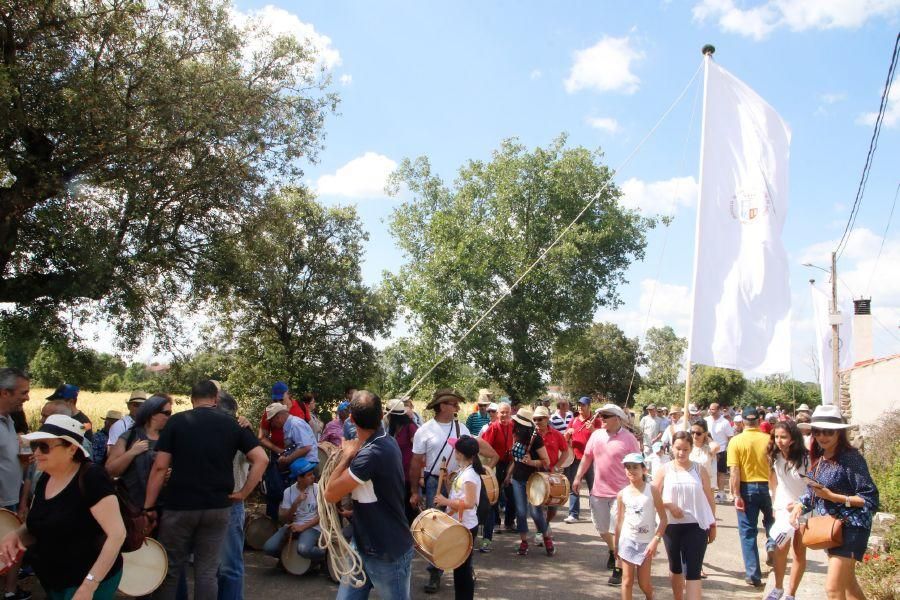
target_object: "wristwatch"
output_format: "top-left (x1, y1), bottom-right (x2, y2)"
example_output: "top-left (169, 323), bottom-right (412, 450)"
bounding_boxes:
top-left (85, 574), bottom-right (96, 583)
top-left (844, 496), bottom-right (852, 508)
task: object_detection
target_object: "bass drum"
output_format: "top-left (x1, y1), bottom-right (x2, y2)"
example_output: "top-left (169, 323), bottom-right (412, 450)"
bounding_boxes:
top-left (119, 539), bottom-right (168, 597)
top-left (280, 533), bottom-right (311, 576)
top-left (410, 509), bottom-right (472, 571)
top-left (245, 514), bottom-right (277, 551)
top-left (526, 472), bottom-right (571, 507)
top-left (557, 446), bottom-right (575, 470)
top-left (480, 468), bottom-right (499, 505)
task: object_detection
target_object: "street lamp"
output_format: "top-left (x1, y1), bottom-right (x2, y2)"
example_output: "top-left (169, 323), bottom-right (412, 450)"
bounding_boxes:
top-left (801, 254), bottom-right (841, 406)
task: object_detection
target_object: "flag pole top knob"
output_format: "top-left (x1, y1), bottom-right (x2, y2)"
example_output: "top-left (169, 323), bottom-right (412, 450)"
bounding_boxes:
top-left (701, 44), bottom-right (716, 56)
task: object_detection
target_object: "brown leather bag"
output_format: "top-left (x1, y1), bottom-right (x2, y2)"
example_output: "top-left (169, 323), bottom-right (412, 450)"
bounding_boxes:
top-left (799, 460), bottom-right (844, 550)
top-left (800, 514), bottom-right (843, 549)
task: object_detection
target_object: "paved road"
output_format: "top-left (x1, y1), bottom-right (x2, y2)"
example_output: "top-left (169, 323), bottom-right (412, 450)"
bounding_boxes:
top-left (22, 486), bottom-right (828, 599)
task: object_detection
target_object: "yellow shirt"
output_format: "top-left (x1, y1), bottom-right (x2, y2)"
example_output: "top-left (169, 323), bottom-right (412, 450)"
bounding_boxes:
top-left (726, 427), bottom-right (770, 483)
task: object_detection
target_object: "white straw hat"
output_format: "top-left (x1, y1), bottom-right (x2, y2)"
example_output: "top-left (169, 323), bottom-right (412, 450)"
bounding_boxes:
top-left (385, 398), bottom-right (406, 415)
top-left (511, 408), bottom-right (534, 427)
top-left (23, 414), bottom-right (89, 457)
top-left (809, 405), bottom-right (852, 430)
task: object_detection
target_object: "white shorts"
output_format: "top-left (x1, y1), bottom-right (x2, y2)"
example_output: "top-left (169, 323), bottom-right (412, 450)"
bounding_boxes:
top-left (589, 495), bottom-right (617, 535)
top-left (618, 537), bottom-right (650, 566)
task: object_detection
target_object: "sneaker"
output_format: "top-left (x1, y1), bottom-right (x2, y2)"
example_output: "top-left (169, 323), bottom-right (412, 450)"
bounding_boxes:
top-left (478, 538), bottom-right (492, 553)
top-left (608, 567), bottom-right (622, 586)
top-left (16, 566), bottom-right (33, 580)
top-left (424, 571), bottom-right (441, 594)
top-left (746, 577), bottom-right (763, 588)
top-left (607, 550), bottom-right (616, 570)
top-left (4, 589), bottom-right (32, 600)
top-left (534, 533), bottom-right (543, 546)
top-left (765, 548), bottom-right (775, 567)
top-left (764, 589), bottom-right (784, 600)
top-left (563, 515), bottom-right (578, 524)
top-left (517, 541), bottom-right (529, 556)
top-left (543, 535), bottom-right (555, 556)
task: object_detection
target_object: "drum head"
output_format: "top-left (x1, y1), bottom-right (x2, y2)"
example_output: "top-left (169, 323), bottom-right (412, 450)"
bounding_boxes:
top-left (557, 449), bottom-right (575, 470)
top-left (526, 473), bottom-right (547, 506)
top-left (318, 441), bottom-right (336, 465)
top-left (119, 539), bottom-right (168, 597)
top-left (281, 537), bottom-right (311, 575)
top-left (0, 509), bottom-right (21, 540)
top-left (245, 515), bottom-right (277, 550)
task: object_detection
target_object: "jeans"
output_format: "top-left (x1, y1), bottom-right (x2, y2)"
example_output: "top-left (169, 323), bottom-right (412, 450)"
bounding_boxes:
top-left (263, 526), bottom-right (325, 560)
top-left (423, 476), bottom-right (443, 576)
top-left (336, 547), bottom-right (413, 600)
top-left (737, 481), bottom-right (775, 581)
top-left (510, 479), bottom-right (548, 535)
top-left (153, 507), bottom-right (231, 600)
top-left (565, 458), bottom-right (593, 518)
top-left (217, 502), bottom-right (245, 600)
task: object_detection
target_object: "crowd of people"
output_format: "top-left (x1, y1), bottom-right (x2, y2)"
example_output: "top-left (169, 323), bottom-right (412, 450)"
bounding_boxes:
top-left (0, 367), bottom-right (883, 600)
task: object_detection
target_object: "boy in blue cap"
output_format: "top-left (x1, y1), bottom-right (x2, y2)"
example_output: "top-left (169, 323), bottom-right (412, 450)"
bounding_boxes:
top-left (262, 457), bottom-right (325, 563)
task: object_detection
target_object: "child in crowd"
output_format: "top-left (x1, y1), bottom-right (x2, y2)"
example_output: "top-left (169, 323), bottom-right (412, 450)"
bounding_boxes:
top-left (648, 441), bottom-right (670, 482)
top-left (614, 453), bottom-right (667, 600)
top-left (263, 458), bottom-right (325, 564)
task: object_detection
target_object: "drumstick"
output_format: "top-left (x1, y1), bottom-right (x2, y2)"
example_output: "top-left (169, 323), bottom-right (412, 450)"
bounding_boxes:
top-left (434, 457), bottom-right (448, 508)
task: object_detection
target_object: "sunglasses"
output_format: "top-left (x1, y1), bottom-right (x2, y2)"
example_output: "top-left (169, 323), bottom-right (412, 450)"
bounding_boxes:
top-left (811, 428), bottom-right (837, 437)
top-left (30, 441), bottom-right (64, 454)
top-left (158, 410), bottom-right (172, 416)
top-left (691, 431), bottom-right (704, 436)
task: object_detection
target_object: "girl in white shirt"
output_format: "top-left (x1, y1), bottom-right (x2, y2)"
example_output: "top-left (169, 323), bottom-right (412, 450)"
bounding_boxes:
top-left (614, 453), bottom-right (667, 600)
top-left (435, 435), bottom-right (483, 600)
top-left (767, 422), bottom-right (809, 600)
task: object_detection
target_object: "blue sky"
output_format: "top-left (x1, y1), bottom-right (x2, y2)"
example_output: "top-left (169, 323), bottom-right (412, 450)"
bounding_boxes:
top-left (104, 1), bottom-right (900, 383)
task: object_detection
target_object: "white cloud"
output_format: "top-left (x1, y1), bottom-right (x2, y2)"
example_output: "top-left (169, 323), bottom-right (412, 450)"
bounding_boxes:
top-left (229, 5), bottom-right (341, 71)
top-left (564, 36), bottom-right (644, 95)
top-left (595, 278), bottom-right (692, 340)
top-left (820, 92), bottom-right (846, 105)
top-left (530, 69), bottom-right (543, 80)
top-left (315, 152), bottom-right (397, 199)
top-left (857, 80), bottom-right (900, 128)
top-left (693, 0), bottom-right (900, 40)
top-left (619, 176), bottom-right (698, 215)
top-left (585, 116), bottom-right (621, 134)
top-left (339, 74), bottom-right (353, 86)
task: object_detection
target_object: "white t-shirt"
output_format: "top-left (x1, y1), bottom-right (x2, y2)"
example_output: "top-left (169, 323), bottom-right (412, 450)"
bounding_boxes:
top-left (660, 418), bottom-right (686, 447)
top-left (705, 415), bottom-right (734, 450)
top-left (281, 482), bottom-right (320, 532)
top-left (639, 415), bottom-right (660, 447)
top-left (448, 465), bottom-right (482, 530)
top-left (773, 454), bottom-right (808, 512)
top-left (412, 419), bottom-right (470, 475)
top-left (106, 415), bottom-right (134, 446)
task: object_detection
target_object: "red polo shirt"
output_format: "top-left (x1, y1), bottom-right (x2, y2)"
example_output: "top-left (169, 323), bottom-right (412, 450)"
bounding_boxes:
top-left (541, 427), bottom-right (567, 470)
top-left (482, 420), bottom-right (514, 464)
top-left (567, 415), bottom-right (603, 460)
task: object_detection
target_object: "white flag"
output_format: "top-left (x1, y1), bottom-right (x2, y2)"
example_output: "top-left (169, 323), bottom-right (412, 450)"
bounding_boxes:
top-left (810, 283), bottom-right (853, 405)
top-left (688, 60), bottom-right (792, 373)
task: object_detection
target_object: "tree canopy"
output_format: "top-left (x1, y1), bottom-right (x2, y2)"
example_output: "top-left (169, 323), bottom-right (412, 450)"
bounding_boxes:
top-left (387, 136), bottom-right (652, 403)
top-left (0, 0), bottom-right (337, 347)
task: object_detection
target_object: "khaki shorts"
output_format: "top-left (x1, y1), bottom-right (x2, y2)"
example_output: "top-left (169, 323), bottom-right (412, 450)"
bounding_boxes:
top-left (590, 495), bottom-right (617, 535)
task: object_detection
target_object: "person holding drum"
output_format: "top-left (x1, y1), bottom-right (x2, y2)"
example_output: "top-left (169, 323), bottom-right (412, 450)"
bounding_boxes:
top-left (433, 435), bottom-right (483, 600)
top-left (503, 408), bottom-right (554, 557)
top-left (1, 415), bottom-right (126, 599)
top-left (532, 406), bottom-right (568, 544)
top-left (614, 453), bottom-right (667, 600)
top-left (263, 458), bottom-right (324, 563)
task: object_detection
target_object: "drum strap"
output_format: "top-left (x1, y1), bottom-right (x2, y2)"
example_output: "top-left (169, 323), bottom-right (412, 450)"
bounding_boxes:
top-left (425, 420), bottom-right (459, 479)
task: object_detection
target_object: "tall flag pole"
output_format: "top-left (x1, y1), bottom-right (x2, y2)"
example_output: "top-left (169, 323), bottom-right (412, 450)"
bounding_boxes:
top-left (684, 44), bottom-right (793, 424)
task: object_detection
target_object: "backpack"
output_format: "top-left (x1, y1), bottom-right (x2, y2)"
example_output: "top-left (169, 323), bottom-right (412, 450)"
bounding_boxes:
top-left (78, 463), bottom-right (148, 552)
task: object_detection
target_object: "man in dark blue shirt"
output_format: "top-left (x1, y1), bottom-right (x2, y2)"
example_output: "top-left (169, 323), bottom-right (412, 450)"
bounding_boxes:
top-left (325, 390), bottom-right (414, 600)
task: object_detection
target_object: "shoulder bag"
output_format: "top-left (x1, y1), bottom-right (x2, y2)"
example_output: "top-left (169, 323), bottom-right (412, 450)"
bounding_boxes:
top-left (799, 460), bottom-right (843, 550)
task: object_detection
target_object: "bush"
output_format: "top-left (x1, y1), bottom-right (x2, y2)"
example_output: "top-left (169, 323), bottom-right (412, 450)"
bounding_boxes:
top-left (101, 373), bottom-right (122, 392)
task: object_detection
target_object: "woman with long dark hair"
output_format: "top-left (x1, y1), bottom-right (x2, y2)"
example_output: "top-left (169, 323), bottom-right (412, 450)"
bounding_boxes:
top-left (105, 394), bottom-right (172, 509)
top-left (501, 409), bottom-right (553, 556)
top-left (768, 421), bottom-right (809, 600)
top-left (434, 435), bottom-right (483, 600)
top-left (789, 405), bottom-right (878, 600)
top-left (386, 399), bottom-right (419, 523)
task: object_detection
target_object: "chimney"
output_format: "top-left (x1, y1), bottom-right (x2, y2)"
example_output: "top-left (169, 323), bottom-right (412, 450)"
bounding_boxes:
top-left (853, 298), bottom-right (873, 365)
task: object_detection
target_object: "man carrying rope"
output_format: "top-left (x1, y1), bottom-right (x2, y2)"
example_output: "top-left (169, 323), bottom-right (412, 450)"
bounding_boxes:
top-left (324, 390), bottom-right (414, 600)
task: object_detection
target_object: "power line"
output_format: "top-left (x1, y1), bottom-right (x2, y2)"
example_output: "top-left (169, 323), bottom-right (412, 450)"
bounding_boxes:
top-left (835, 32), bottom-right (900, 261)
top-left (865, 181), bottom-right (899, 296)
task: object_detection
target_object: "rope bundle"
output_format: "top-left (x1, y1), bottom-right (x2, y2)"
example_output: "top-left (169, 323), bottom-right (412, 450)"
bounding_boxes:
top-left (316, 448), bottom-right (367, 588)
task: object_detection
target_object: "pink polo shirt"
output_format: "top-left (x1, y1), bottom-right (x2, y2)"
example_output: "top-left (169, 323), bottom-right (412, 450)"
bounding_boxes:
top-left (582, 426), bottom-right (641, 498)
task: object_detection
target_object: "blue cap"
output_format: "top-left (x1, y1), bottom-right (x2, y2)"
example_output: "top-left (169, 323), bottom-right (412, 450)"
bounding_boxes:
top-left (289, 458), bottom-right (316, 478)
top-left (337, 401), bottom-right (350, 411)
top-left (622, 452), bottom-right (645, 465)
top-left (577, 396), bottom-right (591, 405)
top-left (61, 384), bottom-right (79, 400)
top-left (652, 441), bottom-right (663, 453)
top-left (271, 381), bottom-right (289, 400)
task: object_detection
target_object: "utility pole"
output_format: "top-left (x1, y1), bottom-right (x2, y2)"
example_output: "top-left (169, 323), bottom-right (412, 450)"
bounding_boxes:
top-left (830, 251), bottom-right (841, 406)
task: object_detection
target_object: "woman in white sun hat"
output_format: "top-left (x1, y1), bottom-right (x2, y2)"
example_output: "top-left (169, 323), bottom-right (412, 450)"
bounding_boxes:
top-left (1, 415), bottom-right (126, 599)
top-left (789, 405), bottom-right (879, 600)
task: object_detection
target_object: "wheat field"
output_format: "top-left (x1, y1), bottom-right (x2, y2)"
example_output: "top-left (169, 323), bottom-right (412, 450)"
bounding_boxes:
top-left (23, 388), bottom-right (191, 431)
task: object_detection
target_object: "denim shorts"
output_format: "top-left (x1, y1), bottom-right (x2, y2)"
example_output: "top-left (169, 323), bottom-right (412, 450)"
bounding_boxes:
top-left (827, 525), bottom-right (870, 562)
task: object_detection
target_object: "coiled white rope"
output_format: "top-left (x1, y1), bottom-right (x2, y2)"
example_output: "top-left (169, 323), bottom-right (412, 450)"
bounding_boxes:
top-left (316, 449), bottom-right (367, 588)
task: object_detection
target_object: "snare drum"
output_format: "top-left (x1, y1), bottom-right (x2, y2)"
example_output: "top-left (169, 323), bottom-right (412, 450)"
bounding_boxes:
top-left (317, 441), bottom-right (337, 466)
top-left (119, 538), bottom-right (168, 597)
top-left (245, 514), bottom-right (277, 550)
top-left (526, 472), bottom-right (570, 507)
top-left (410, 509), bottom-right (472, 571)
top-left (480, 468), bottom-right (499, 505)
top-left (280, 533), bottom-right (311, 576)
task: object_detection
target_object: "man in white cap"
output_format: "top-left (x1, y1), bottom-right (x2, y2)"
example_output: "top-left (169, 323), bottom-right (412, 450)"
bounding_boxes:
top-left (572, 403), bottom-right (640, 587)
top-left (465, 390), bottom-right (492, 437)
top-left (266, 402), bottom-right (318, 473)
top-left (106, 390), bottom-right (148, 448)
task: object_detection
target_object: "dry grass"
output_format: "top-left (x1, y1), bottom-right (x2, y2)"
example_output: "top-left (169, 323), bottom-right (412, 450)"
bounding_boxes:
top-left (23, 388), bottom-right (190, 430)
